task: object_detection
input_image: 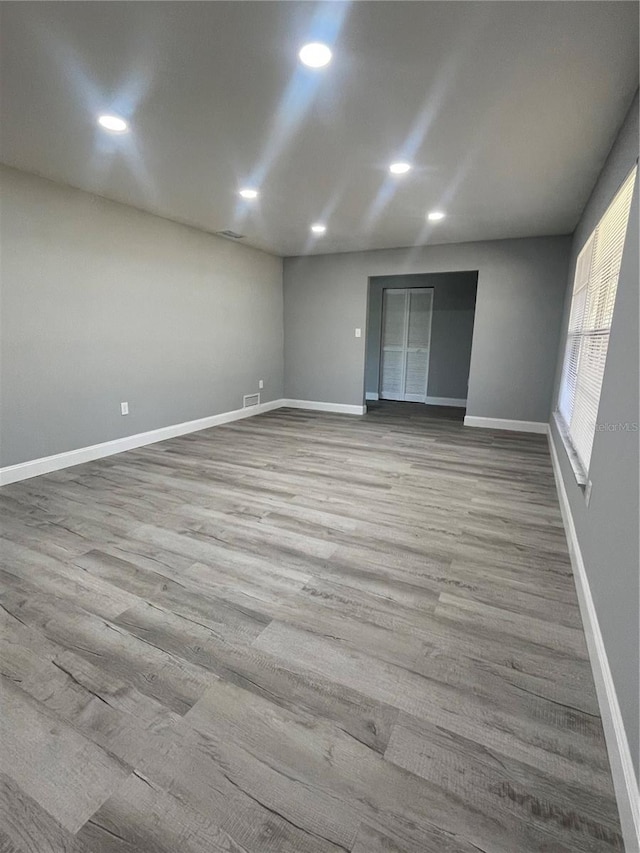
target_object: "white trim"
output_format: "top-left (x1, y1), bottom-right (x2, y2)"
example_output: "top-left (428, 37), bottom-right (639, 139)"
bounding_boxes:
top-left (281, 399), bottom-right (367, 416)
top-left (0, 399), bottom-right (285, 486)
top-left (548, 433), bottom-right (640, 853)
top-left (369, 393), bottom-right (466, 407)
top-left (463, 415), bottom-right (549, 434)
top-left (425, 396), bottom-right (467, 408)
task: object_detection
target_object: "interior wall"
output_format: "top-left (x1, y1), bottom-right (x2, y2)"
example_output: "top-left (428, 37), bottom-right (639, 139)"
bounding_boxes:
top-left (549, 91), bottom-right (639, 780)
top-left (365, 272), bottom-right (478, 401)
top-left (0, 166), bottom-right (284, 467)
top-left (284, 236), bottom-right (570, 421)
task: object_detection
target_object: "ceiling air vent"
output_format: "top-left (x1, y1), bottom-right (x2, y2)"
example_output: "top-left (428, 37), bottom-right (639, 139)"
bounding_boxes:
top-left (243, 393), bottom-right (260, 409)
top-left (218, 229), bottom-right (245, 240)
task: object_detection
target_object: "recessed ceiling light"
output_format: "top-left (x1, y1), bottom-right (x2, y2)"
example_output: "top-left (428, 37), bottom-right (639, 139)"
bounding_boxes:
top-left (97, 114), bottom-right (128, 133)
top-left (299, 42), bottom-right (332, 68)
top-left (311, 223), bottom-right (326, 235)
top-left (239, 188), bottom-right (259, 200)
top-left (389, 162), bottom-right (411, 175)
top-left (428, 211), bottom-right (446, 221)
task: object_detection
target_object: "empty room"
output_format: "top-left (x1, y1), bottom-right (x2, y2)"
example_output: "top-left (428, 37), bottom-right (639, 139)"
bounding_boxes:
top-left (1, 2), bottom-right (639, 852)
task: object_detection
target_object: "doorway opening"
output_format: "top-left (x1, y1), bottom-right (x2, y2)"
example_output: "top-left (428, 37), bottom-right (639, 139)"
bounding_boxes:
top-left (365, 271), bottom-right (478, 418)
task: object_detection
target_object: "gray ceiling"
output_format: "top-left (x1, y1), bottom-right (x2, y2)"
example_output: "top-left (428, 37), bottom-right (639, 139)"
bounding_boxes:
top-left (1, 2), bottom-right (638, 257)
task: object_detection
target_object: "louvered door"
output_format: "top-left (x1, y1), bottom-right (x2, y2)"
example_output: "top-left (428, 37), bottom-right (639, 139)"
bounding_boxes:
top-left (380, 290), bottom-right (406, 398)
top-left (404, 288), bottom-right (433, 401)
top-left (380, 288), bottom-right (433, 402)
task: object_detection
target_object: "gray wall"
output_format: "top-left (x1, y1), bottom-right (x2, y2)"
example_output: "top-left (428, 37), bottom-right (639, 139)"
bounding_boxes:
top-left (0, 166), bottom-right (284, 467)
top-left (549, 92), bottom-right (639, 779)
top-left (365, 272), bottom-right (477, 401)
top-left (284, 236), bottom-right (570, 421)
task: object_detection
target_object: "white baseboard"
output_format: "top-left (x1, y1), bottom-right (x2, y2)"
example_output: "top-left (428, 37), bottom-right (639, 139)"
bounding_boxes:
top-left (425, 396), bottom-right (467, 408)
top-left (464, 415), bottom-right (549, 434)
top-left (367, 393), bottom-right (465, 407)
top-left (0, 399), bottom-right (285, 486)
top-left (548, 434), bottom-right (640, 853)
top-left (281, 399), bottom-right (367, 416)
top-left (0, 397), bottom-right (370, 486)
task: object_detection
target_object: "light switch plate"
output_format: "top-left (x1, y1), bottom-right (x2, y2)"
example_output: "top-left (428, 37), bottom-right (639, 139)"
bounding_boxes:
top-left (120, 402), bottom-right (129, 416)
top-left (355, 328), bottom-right (362, 338)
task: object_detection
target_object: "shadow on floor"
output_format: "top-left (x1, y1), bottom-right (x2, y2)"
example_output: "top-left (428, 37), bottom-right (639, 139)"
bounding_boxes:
top-left (365, 400), bottom-right (465, 424)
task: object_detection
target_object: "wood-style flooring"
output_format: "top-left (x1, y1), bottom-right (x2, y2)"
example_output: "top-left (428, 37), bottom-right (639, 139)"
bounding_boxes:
top-left (0, 402), bottom-right (623, 852)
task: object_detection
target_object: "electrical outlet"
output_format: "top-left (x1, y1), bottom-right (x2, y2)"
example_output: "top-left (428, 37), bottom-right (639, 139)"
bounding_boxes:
top-left (259, 379), bottom-right (264, 389)
top-left (120, 402), bottom-right (129, 416)
top-left (584, 479), bottom-right (592, 506)
top-left (355, 328), bottom-right (362, 338)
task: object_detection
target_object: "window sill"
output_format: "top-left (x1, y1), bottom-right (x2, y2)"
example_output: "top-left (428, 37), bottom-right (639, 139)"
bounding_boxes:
top-left (552, 412), bottom-right (588, 488)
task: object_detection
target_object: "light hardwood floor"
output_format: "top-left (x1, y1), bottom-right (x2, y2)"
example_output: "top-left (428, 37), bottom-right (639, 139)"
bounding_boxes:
top-left (0, 403), bottom-right (623, 852)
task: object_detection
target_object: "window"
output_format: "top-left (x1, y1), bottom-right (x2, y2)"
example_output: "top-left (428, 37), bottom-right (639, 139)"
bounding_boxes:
top-left (556, 165), bottom-right (636, 483)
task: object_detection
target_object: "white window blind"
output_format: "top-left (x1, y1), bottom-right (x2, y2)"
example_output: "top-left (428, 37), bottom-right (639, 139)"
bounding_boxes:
top-left (557, 165), bottom-right (637, 480)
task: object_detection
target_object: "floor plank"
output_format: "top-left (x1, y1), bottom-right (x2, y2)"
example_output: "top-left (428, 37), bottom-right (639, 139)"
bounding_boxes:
top-left (0, 773), bottom-right (92, 853)
top-left (75, 773), bottom-right (248, 853)
top-left (0, 676), bottom-right (128, 833)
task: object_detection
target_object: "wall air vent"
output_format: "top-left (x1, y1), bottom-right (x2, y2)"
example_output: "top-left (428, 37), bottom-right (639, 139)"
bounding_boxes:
top-left (218, 230), bottom-right (245, 240)
top-left (243, 393), bottom-right (260, 408)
